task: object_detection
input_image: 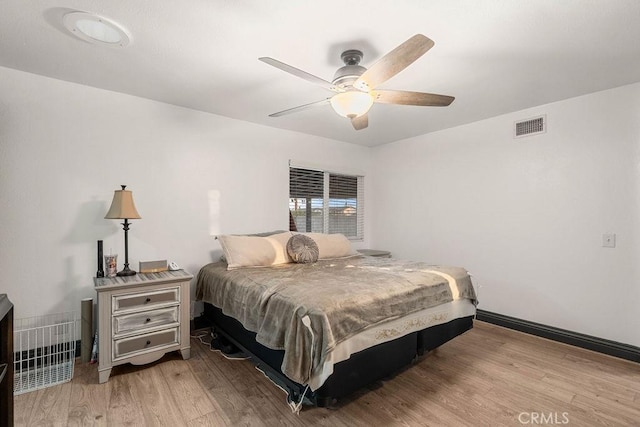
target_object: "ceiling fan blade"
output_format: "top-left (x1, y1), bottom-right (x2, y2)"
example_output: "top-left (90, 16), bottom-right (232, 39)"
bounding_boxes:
top-left (268, 98), bottom-right (331, 117)
top-left (354, 34), bottom-right (435, 92)
top-left (350, 114), bottom-right (368, 130)
top-left (373, 90), bottom-right (454, 106)
top-left (259, 57), bottom-right (338, 92)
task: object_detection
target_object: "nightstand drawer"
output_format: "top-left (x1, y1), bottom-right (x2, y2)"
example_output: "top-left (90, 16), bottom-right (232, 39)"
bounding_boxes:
top-left (114, 328), bottom-right (179, 360)
top-left (113, 287), bottom-right (179, 313)
top-left (113, 307), bottom-right (179, 335)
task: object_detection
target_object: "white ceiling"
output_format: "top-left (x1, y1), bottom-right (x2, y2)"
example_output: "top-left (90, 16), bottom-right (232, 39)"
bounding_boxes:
top-left (2, 1), bottom-right (640, 147)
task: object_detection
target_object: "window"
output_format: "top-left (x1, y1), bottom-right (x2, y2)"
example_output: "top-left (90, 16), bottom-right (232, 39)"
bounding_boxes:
top-left (289, 166), bottom-right (364, 240)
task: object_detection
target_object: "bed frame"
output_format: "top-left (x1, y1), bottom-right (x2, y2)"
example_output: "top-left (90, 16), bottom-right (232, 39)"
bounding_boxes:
top-left (203, 302), bottom-right (473, 407)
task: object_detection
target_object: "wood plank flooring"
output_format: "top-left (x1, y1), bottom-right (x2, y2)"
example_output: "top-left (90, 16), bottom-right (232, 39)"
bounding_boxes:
top-left (14, 321), bottom-right (640, 426)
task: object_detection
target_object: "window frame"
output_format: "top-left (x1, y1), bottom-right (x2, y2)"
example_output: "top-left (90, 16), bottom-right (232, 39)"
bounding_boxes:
top-left (289, 164), bottom-right (364, 241)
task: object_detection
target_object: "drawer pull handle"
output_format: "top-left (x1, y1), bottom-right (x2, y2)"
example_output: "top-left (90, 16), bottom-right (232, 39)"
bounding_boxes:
top-left (145, 340), bottom-right (151, 346)
top-left (145, 318), bottom-right (151, 323)
top-left (145, 298), bottom-right (151, 303)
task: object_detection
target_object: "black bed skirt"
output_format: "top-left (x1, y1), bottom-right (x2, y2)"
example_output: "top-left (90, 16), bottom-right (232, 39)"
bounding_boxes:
top-left (203, 303), bottom-right (473, 407)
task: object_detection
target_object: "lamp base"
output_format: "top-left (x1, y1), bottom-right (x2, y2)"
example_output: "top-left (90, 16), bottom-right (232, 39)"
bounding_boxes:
top-left (116, 267), bottom-right (137, 277)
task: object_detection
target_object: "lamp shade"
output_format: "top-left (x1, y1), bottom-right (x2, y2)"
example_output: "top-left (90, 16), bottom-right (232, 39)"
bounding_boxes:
top-left (105, 185), bottom-right (141, 219)
top-left (330, 90), bottom-right (374, 118)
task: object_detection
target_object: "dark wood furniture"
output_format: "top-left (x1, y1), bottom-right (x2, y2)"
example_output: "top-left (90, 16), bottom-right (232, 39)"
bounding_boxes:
top-left (0, 294), bottom-right (14, 427)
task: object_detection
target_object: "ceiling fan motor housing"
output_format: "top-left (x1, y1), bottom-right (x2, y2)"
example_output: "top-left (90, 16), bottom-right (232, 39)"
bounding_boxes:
top-left (333, 49), bottom-right (367, 89)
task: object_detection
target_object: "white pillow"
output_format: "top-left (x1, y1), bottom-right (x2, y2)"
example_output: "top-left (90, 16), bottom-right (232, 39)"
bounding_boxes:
top-left (218, 231), bottom-right (293, 269)
top-left (299, 233), bottom-right (356, 259)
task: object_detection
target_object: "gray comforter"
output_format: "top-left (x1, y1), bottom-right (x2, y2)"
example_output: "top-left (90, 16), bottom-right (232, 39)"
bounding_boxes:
top-left (196, 256), bottom-right (476, 386)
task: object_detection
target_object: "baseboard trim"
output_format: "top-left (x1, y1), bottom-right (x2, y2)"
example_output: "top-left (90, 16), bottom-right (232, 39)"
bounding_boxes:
top-left (476, 309), bottom-right (640, 363)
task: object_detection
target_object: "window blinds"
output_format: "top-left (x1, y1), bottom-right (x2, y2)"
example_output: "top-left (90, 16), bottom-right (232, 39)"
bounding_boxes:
top-left (289, 167), bottom-right (364, 240)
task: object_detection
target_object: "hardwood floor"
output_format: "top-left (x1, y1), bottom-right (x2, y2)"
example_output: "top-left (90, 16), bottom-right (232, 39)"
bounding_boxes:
top-left (14, 321), bottom-right (640, 426)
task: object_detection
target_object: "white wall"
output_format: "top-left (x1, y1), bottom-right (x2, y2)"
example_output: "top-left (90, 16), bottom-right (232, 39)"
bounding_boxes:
top-left (0, 66), bottom-right (373, 319)
top-left (371, 83), bottom-right (640, 346)
top-left (2, 64), bottom-right (638, 348)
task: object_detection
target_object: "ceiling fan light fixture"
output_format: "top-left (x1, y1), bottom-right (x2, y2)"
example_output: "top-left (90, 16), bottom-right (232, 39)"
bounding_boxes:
top-left (260, 34), bottom-right (450, 131)
top-left (330, 91), bottom-right (374, 118)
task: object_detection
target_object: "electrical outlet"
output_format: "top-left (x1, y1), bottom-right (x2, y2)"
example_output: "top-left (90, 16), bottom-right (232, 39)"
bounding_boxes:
top-left (602, 233), bottom-right (616, 248)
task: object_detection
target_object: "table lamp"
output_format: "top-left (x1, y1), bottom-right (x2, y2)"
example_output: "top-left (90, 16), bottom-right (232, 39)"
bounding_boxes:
top-left (105, 185), bottom-right (141, 276)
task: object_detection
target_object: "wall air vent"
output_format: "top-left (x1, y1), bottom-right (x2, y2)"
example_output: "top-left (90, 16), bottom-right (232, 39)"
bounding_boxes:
top-left (514, 115), bottom-right (546, 138)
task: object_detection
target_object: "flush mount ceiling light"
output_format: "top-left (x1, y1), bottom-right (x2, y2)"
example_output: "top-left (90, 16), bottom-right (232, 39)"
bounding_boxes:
top-left (63, 11), bottom-right (131, 47)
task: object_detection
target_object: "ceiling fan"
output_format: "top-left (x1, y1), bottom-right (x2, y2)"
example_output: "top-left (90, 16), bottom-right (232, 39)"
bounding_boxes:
top-left (259, 34), bottom-right (454, 130)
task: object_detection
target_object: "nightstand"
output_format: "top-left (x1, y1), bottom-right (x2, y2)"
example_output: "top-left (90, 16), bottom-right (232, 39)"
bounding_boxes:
top-left (94, 270), bottom-right (193, 383)
top-left (357, 249), bottom-right (391, 258)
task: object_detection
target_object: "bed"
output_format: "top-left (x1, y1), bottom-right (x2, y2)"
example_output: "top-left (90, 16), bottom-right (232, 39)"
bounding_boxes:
top-left (195, 232), bottom-right (477, 407)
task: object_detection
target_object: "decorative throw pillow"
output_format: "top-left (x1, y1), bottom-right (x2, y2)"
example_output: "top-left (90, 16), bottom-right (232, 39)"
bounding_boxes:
top-left (287, 234), bottom-right (319, 264)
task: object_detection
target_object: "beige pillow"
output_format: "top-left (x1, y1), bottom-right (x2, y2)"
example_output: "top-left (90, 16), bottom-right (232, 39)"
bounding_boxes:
top-left (218, 231), bottom-right (293, 269)
top-left (299, 233), bottom-right (356, 259)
